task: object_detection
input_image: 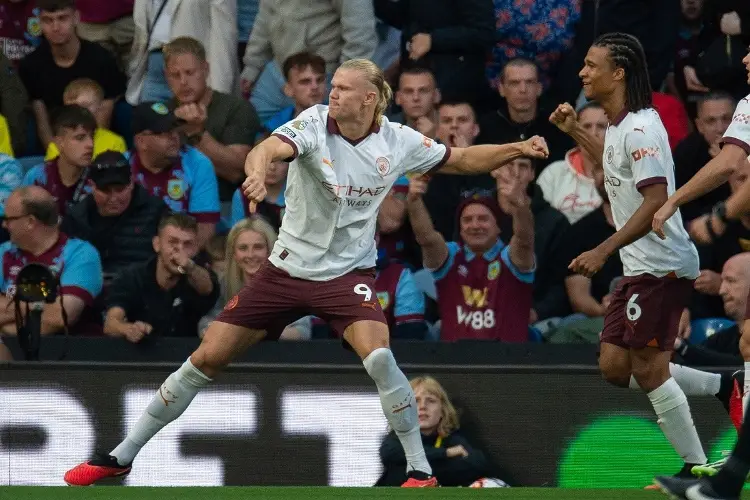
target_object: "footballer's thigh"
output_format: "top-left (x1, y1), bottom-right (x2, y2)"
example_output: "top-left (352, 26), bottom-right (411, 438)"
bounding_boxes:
top-left (599, 279), bottom-right (632, 387)
top-left (192, 322), bottom-right (268, 378)
top-left (310, 267), bottom-right (390, 360)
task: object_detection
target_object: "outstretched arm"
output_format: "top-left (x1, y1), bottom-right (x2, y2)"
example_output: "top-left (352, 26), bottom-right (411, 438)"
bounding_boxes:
top-left (438, 137), bottom-right (549, 175)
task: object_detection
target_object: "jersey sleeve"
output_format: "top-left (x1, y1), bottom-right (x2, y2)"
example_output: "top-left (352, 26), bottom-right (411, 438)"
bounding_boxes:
top-left (0, 242), bottom-right (11, 293)
top-left (185, 148), bottom-right (221, 223)
top-left (0, 155), bottom-right (22, 217)
top-left (270, 107), bottom-right (322, 159)
top-left (60, 240), bottom-right (103, 305)
top-left (393, 268), bottom-right (426, 324)
top-left (721, 97), bottom-right (750, 155)
top-left (230, 188), bottom-right (247, 227)
top-left (397, 125), bottom-right (451, 176)
top-left (21, 164), bottom-right (44, 186)
top-left (625, 127), bottom-right (669, 190)
top-left (431, 241), bottom-right (461, 281)
top-left (500, 245), bottom-right (535, 284)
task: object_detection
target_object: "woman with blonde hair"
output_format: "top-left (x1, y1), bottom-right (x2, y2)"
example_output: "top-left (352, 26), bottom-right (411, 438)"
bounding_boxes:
top-left (199, 217), bottom-right (311, 339)
top-left (376, 376), bottom-right (491, 486)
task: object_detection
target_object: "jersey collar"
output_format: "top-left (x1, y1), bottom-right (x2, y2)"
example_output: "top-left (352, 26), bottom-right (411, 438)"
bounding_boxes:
top-left (611, 107), bottom-right (630, 126)
top-left (463, 238), bottom-right (505, 262)
top-left (326, 116), bottom-right (381, 146)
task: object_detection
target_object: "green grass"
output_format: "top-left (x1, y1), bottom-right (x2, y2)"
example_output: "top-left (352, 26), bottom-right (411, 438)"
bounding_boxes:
top-left (4, 487), bottom-right (750, 500)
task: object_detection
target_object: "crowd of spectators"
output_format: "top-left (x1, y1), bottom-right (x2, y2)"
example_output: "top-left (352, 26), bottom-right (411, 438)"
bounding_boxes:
top-left (0, 0), bottom-right (749, 360)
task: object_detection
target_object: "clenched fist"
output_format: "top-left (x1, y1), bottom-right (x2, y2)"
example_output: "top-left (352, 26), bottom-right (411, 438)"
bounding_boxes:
top-left (520, 135), bottom-right (549, 160)
top-left (549, 103), bottom-right (578, 133)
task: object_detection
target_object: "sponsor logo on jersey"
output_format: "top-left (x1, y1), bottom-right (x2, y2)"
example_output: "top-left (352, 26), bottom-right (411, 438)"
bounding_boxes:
top-left (461, 286), bottom-right (488, 308)
top-left (279, 126), bottom-right (296, 138)
top-left (633, 127), bottom-right (645, 134)
top-left (631, 146), bottom-right (660, 162)
top-left (732, 113), bottom-right (750, 125)
top-left (321, 181), bottom-right (386, 197)
top-left (422, 136), bottom-right (433, 148)
top-left (458, 265), bottom-right (468, 277)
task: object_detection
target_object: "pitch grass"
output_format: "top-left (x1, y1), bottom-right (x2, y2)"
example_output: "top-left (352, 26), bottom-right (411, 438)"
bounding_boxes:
top-left (5, 487), bottom-right (750, 500)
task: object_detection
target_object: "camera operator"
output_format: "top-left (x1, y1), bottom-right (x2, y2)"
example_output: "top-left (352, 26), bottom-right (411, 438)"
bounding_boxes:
top-left (0, 186), bottom-right (103, 335)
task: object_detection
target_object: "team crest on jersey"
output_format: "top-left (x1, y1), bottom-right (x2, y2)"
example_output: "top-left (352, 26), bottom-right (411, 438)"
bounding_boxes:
top-left (151, 102), bottom-right (169, 115)
top-left (376, 157), bottom-right (390, 177)
top-left (167, 179), bottom-right (184, 200)
top-left (291, 120), bottom-right (308, 130)
top-left (377, 291), bottom-right (390, 310)
top-left (606, 145), bottom-right (614, 164)
top-left (422, 136), bottom-right (433, 148)
top-left (27, 16), bottom-right (41, 37)
top-left (487, 260), bottom-right (501, 280)
top-left (458, 265), bottom-right (468, 277)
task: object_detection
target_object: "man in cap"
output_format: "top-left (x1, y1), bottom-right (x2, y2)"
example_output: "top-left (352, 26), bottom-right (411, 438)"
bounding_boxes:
top-left (62, 151), bottom-right (169, 279)
top-left (129, 101), bottom-right (220, 247)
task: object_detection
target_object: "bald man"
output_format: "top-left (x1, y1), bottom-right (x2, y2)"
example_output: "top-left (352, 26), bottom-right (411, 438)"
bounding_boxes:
top-left (673, 253), bottom-right (750, 368)
top-left (0, 186), bottom-right (103, 335)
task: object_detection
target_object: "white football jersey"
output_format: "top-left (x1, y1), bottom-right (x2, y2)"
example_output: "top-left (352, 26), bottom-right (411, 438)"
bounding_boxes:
top-left (269, 105), bottom-right (450, 281)
top-left (602, 108), bottom-right (699, 278)
top-left (722, 94), bottom-right (750, 156)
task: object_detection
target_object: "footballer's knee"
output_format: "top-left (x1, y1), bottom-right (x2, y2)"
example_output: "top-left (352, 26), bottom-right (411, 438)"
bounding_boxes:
top-left (599, 357), bottom-right (631, 387)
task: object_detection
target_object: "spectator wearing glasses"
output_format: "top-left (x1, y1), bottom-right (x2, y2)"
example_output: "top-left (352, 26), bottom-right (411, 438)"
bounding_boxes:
top-left (105, 213), bottom-right (219, 342)
top-left (23, 105), bottom-right (95, 217)
top-left (129, 101), bottom-right (220, 248)
top-left (61, 151), bottom-right (168, 278)
top-left (0, 185), bottom-right (102, 335)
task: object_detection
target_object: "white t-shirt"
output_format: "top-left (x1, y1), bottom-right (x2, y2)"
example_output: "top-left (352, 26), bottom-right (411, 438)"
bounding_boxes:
top-left (536, 148), bottom-right (602, 224)
top-left (148, 0), bottom-right (172, 51)
top-left (721, 94), bottom-right (750, 156)
top-left (603, 108), bottom-right (698, 278)
top-left (270, 105), bottom-right (450, 281)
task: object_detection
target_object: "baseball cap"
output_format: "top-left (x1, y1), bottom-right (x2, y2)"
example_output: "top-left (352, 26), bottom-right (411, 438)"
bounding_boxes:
top-left (89, 151), bottom-right (131, 187)
top-left (132, 101), bottom-right (183, 135)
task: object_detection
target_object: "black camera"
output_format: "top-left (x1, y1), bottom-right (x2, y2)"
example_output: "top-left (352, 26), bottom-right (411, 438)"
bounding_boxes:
top-left (14, 263), bottom-right (61, 361)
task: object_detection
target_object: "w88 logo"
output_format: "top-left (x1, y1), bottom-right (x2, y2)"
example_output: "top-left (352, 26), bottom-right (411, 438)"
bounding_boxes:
top-left (456, 306), bottom-right (495, 329)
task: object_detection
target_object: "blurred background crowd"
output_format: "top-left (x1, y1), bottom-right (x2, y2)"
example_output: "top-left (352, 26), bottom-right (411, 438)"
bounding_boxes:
top-left (0, 0), bottom-right (748, 360)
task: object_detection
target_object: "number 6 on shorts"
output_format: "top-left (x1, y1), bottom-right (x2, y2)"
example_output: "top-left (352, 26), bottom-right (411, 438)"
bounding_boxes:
top-left (626, 293), bottom-right (642, 321)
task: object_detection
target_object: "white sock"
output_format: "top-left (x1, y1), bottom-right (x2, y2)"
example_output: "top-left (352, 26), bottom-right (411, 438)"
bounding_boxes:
top-left (629, 363), bottom-right (721, 396)
top-left (110, 358), bottom-right (212, 465)
top-left (363, 348), bottom-right (431, 475)
top-left (743, 362), bottom-right (750, 419)
top-left (647, 377), bottom-right (707, 465)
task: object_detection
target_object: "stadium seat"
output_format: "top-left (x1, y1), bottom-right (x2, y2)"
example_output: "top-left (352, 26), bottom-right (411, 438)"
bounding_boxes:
top-left (690, 318), bottom-right (736, 345)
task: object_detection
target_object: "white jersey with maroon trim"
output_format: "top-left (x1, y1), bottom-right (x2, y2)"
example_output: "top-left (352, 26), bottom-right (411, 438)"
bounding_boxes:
top-left (603, 108), bottom-right (698, 278)
top-left (269, 105), bottom-right (450, 281)
top-left (721, 94), bottom-right (750, 157)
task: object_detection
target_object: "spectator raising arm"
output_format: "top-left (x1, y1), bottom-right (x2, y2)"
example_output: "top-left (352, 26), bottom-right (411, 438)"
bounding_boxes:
top-left (406, 175), bottom-right (448, 270)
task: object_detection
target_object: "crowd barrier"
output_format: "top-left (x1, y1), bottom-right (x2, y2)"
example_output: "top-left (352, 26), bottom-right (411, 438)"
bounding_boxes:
top-left (0, 360), bottom-right (735, 487)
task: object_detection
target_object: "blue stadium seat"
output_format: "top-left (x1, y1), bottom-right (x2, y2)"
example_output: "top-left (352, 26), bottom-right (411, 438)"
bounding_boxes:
top-left (690, 318), bottom-right (736, 345)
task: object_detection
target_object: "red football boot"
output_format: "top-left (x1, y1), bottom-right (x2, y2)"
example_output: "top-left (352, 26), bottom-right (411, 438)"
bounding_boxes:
top-left (401, 471), bottom-right (439, 487)
top-left (64, 454), bottom-right (131, 486)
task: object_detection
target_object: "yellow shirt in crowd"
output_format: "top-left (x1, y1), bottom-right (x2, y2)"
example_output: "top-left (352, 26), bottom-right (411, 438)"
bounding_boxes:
top-left (45, 128), bottom-right (127, 161)
top-left (0, 115), bottom-right (13, 157)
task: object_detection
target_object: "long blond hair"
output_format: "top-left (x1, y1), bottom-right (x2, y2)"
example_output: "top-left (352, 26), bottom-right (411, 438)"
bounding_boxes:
top-left (223, 217), bottom-right (278, 301)
top-left (410, 376), bottom-right (460, 437)
top-left (338, 58), bottom-right (393, 125)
